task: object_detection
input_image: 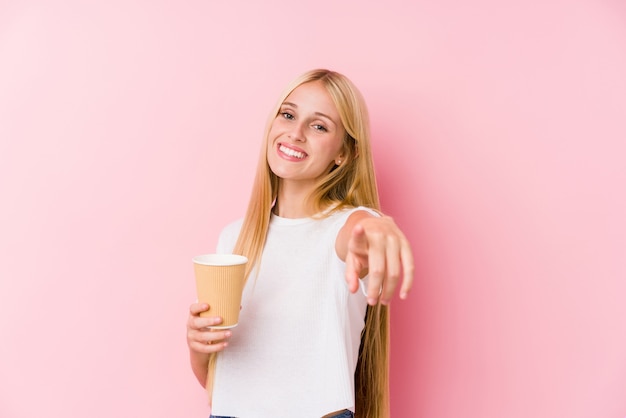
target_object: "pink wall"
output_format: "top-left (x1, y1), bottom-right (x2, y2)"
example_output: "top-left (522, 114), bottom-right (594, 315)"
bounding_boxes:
top-left (1, 1), bottom-right (625, 417)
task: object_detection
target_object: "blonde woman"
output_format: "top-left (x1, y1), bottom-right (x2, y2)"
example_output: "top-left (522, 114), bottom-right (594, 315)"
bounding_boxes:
top-left (187, 69), bottom-right (414, 418)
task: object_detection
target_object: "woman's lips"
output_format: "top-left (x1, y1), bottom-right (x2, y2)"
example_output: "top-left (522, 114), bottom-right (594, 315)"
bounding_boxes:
top-left (278, 143), bottom-right (307, 160)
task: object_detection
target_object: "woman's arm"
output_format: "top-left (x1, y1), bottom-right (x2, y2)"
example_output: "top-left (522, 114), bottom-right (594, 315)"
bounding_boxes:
top-left (336, 210), bottom-right (414, 305)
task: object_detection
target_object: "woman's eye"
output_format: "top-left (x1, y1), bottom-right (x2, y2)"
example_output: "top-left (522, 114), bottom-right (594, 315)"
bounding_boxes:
top-left (281, 112), bottom-right (294, 120)
top-left (313, 124), bottom-right (327, 132)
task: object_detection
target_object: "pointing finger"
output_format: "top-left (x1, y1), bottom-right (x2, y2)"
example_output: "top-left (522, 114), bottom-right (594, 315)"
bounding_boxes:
top-left (348, 224), bottom-right (368, 256)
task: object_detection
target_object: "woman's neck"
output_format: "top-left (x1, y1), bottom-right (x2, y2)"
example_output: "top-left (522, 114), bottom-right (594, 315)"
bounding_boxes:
top-left (274, 181), bottom-right (315, 218)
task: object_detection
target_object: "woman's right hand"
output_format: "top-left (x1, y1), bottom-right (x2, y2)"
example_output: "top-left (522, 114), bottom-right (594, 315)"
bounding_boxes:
top-left (187, 302), bottom-right (232, 354)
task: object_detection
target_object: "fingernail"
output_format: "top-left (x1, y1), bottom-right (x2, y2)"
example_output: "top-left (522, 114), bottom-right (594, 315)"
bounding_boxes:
top-left (225, 331), bottom-right (232, 337)
top-left (368, 298), bottom-right (377, 305)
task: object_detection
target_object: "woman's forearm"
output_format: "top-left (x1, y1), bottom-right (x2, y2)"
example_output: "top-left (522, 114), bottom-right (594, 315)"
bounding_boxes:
top-left (189, 348), bottom-right (209, 387)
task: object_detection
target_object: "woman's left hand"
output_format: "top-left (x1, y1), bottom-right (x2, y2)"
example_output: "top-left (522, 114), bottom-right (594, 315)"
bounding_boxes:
top-left (337, 212), bottom-right (414, 305)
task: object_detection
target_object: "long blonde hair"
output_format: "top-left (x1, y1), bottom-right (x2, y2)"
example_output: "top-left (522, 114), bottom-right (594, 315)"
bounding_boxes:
top-left (209, 69), bottom-right (390, 417)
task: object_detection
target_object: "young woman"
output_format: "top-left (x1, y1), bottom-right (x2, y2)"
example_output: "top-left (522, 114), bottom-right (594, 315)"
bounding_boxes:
top-left (186, 69), bottom-right (414, 418)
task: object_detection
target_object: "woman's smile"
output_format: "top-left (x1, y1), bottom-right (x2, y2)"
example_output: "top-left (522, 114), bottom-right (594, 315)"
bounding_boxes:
top-left (278, 143), bottom-right (307, 160)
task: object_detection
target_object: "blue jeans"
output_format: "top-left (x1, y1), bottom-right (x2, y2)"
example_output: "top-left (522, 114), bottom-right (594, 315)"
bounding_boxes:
top-left (210, 409), bottom-right (354, 418)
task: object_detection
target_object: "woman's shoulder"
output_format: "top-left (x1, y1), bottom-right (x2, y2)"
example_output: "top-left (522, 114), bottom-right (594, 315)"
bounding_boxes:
top-left (319, 205), bottom-right (381, 233)
top-left (220, 218), bottom-right (244, 236)
top-left (332, 205), bottom-right (381, 221)
top-left (216, 218), bottom-right (244, 253)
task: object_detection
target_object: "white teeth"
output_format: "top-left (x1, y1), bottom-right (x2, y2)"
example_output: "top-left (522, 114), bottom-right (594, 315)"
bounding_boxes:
top-left (280, 145), bottom-right (305, 159)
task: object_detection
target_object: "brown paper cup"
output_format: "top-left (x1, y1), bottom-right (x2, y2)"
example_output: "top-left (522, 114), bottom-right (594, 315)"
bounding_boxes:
top-left (192, 254), bottom-right (248, 328)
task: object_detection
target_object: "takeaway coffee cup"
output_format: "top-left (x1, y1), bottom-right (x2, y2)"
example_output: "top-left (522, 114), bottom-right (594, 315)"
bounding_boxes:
top-left (192, 254), bottom-right (248, 328)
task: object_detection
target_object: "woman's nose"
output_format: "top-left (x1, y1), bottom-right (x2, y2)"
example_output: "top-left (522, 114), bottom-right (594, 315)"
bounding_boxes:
top-left (288, 122), bottom-right (306, 142)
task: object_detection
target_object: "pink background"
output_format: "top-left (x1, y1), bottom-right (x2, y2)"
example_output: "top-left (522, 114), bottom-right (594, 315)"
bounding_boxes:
top-left (1, 1), bottom-right (625, 417)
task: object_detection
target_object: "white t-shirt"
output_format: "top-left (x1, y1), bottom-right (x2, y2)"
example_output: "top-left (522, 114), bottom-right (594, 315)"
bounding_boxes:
top-left (210, 207), bottom-right (376, 418)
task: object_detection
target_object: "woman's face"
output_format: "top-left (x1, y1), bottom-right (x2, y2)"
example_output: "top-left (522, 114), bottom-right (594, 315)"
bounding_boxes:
top-left (267, 81), bottom-right (346, 189)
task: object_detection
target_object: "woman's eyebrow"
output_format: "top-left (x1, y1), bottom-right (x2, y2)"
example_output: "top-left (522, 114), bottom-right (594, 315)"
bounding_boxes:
top-left (314, 112), bottom-right (334, 122)
top-left (281, 101), bottom-right (336, 125)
